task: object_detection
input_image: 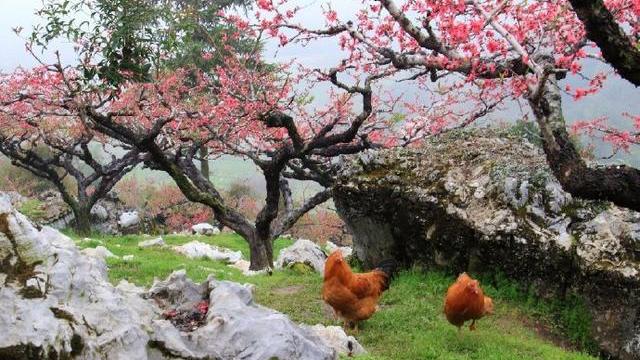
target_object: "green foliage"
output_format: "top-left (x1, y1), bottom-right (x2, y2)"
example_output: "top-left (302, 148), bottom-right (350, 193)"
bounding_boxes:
top-left (31, 0), bottom-right (255, 86)
top-left (157, 0), bottom-right (255, 73)
top-left (32, 0), bottom-right (161, 86)
top-left (69, 233), bottom-right (596, 359)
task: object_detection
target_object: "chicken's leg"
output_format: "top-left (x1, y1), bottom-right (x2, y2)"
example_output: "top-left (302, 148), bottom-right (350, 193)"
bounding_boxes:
top-left (469, 319), bottom-right (477, 331)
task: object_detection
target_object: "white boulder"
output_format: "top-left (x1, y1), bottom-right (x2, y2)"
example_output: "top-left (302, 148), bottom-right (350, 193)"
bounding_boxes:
top-left (118, 211), bottom-right (140, 228)
top-left (276, 239), bottom-right (327, 273)
top-left (173, 241), bottom-right (242, 263)
top-left (191, 223), bottom-right (220, 236)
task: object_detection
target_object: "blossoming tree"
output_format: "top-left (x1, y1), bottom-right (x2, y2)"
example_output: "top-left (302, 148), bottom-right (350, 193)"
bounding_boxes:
top-left (0, 65), bottom-right (143, 235)
top-left (19, 2), bottom-right (447, 269)
top-left (255, 0), bottom-right (640, 211)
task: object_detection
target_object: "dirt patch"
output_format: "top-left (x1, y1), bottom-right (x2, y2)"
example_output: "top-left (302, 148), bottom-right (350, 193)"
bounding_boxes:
top-left (272, 285), bottom-right (305, 295)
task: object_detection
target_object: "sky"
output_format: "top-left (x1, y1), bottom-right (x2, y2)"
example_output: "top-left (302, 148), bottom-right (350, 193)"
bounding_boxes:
top-left (0, 0), bottom-right (638, 167)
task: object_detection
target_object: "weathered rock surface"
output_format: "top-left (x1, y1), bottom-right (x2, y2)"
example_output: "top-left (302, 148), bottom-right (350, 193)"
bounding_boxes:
top-left (333, 128), bottom-right (640, 359)
top-left (139, 237), bottom-right (166, 248)
top-left (173, 241), bottom-right (242, 263)
top-left (0, 195), bottom-right (159, 358)
top-left (276, 239), bottom-right (327, 273)
top-left (191, 223), bottom-right (220, 236)
top-left (147, 271), bottom-right (342, 359)
top-left (0, 195), bottom-right (347, 359)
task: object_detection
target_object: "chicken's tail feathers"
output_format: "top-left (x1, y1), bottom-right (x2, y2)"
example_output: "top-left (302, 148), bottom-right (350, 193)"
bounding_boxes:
top-left (375, 258), bottom-right (397, 290)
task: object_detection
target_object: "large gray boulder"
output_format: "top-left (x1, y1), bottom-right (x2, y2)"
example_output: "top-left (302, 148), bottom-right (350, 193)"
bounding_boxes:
top-left (333, 128), bottom-right (640, 359)
top-left (0, 194), bottom-right (346, 359)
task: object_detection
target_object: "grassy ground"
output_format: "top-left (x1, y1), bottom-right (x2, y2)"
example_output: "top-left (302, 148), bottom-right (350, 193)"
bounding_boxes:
top-left (71, 232), bottom-right (596, 360)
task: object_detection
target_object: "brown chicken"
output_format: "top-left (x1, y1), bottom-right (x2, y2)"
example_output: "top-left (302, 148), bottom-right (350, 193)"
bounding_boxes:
top-left (322, 251), bottom-right (395, 332)
top-left (444, 272), bottom-right (494, 331)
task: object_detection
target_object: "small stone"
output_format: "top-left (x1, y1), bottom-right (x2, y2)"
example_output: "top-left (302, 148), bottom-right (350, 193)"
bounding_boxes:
top-left (191, 223), bottom-right (220, 236)
top-left (138, 237), bottom-right (165, 248)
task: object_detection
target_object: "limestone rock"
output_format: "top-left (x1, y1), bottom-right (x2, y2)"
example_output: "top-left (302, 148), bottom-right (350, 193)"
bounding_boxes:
top-left (138, 237), bottom-right (166, 248)
top-left (118, 211), bottom-right (140, 228)
top-left (276, 239), bottom-right (327, 273)
top-left (333, 128), bottom-right (640, 359)
top-left (147, 271), bottom-right (336, 359)
top-left (301, 324), bottom-right (366, 357)
top-left (0, 195), bottom-right (338, 359)
top-left (0, 195), bottom-right (158, 359)
top-left (191, 223), bottom-right (220, 236)
top-left (173, 241), bottom-right (242, 263)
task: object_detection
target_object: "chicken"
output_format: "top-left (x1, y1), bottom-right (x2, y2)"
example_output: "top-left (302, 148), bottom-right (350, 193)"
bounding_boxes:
top-left (322, 251), bottom-right (395, 332)
top-left (444, 272), bottom-right (494, 331)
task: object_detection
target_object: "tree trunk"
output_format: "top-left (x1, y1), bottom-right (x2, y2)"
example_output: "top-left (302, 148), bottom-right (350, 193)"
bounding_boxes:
top-left (528, 77), bottom-right (640, 211)
top-left (568, 0), bottom-right (640, 87)
top-left (73, 206), bottom-right (92, 236)
top-left (200, 147), bottom-right (210, 180)
top-left (248, 233), bottom-right (274, 271)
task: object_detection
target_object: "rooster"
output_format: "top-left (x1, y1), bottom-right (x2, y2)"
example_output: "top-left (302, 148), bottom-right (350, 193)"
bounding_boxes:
top-left (444, 272), bottom-right (494, 331)
top-left (322, 251), bottom-right (395, 332)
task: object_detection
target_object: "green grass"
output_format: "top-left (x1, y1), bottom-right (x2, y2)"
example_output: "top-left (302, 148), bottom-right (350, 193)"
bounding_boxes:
top-left (71, 233), bottom-right (596, 360)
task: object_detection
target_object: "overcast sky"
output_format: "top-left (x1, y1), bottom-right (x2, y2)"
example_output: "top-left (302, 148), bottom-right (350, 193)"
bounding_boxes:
top-left (1, 1), bottom-right (638, 166)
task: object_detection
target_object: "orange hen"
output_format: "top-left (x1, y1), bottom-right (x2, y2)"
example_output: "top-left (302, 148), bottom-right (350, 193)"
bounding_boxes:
top-left (444, 272), bottom-right (494, 331)
top-left (322, 251), bottom-right (394, 331)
